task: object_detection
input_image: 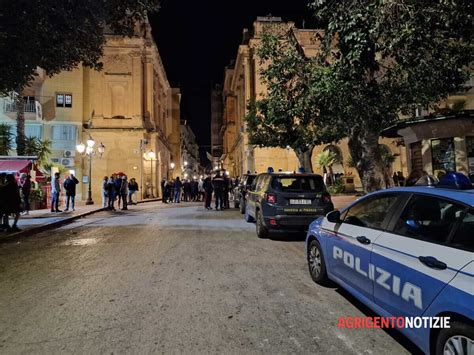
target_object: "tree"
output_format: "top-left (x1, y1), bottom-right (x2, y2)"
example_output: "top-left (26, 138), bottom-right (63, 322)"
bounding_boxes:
top-left (315, 150), bottom-right (339, 185)
top-left (0, 123), bottom-right (12, 155)
top-left (246, 30), bottom-right (342, 173)
top-left (23, 137), bottom-right (52, 167)
top-left (0, 0), bottom-right (159, 155)
top-left (309, 0), bottom-right (473, 192)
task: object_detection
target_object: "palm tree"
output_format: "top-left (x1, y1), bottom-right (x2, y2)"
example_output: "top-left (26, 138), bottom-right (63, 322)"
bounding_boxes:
top-left (24, 137), bottom-right (52, 167)
top-left (316, 150), bottom-right (339, 185)
top-left (0, 123), bottom-right (13, 155)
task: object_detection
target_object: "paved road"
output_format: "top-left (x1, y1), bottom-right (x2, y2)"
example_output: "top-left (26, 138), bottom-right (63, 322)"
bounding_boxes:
top-left (0, 201), bottom-right (416, 354)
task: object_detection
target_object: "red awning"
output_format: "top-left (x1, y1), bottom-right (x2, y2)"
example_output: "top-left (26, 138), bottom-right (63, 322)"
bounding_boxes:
top-left (0, 160), bottom-right (31, 174)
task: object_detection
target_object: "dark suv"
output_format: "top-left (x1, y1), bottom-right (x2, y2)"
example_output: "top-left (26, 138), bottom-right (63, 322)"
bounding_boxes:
top-left (245, 173), bottom-right (334, 238)
top-left (233, 174), bottom-right (256, 213)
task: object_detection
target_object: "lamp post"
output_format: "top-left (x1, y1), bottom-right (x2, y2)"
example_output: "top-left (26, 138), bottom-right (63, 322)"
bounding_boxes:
top-left (147, 150), bottom-right (156, 198)
top-left (76, 137), bottom-right (105, 205)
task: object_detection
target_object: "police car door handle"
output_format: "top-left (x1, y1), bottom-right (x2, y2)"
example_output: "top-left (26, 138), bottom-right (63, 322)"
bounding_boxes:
top-left (418, 256), bottom-right (447, 270)
top-left (356, 236), bottom-right (371, 245)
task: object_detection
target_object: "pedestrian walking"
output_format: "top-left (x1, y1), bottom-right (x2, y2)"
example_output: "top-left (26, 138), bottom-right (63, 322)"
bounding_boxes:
top-left (183, 180), bottom-right (191, 202)
top-left (203, 176), bottom-right (213, 210)
top-left (63, 174), bottom-right (79, 211)
top-left (20, 174), bottom-right (31, 215)
top-left (2, 174), bottom-right (22, 232)
top-left (51, 172), bottom-right (62, 212)
top-left (173, 177), bottom-right (183, 203)
top-left (107, 176), bottom-right (116, 210)
top-left (101, 176), bottom-right (109, 208)
top-left (128, 178), bottom-right (139, 205)
top-left (120, 175), bottom-right (128, 210)
top-left (223, 171), bottom-right (230, 209)
top-left (212, 172), bottom-right (224, 210)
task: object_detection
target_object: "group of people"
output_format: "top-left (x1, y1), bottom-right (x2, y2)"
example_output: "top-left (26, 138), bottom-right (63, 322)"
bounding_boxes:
top-left (0, 173), bottom-right (23, 232)
top-left (160, 172), bottom-right (240, 211)
top-left (50, 172), bottom-right (80, 212)
top-left (101, 174), bottom-right (139, 211)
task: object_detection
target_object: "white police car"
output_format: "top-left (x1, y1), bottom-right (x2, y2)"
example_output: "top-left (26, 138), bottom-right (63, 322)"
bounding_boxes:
top-left (306, 173), bottom-right (473, 354)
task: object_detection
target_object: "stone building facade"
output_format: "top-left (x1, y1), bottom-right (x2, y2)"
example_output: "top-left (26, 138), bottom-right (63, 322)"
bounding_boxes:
top-left (180, 120), bottom-right (201, 180)
top-left (0, 21), bottom-right (180, 202)
top-left (220, 16), bottom-right (406, 188)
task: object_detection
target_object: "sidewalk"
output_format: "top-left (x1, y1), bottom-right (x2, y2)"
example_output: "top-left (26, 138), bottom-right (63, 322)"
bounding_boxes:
top-left (1, 198), bottom-right (160, 241)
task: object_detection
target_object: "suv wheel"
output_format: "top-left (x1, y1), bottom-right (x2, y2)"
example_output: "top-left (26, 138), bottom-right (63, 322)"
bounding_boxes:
top-left (256, 212), bottom-right (268, 239)
top-left (244, 206), bottom-right (255, 223)
top-left (307, 239), bottom-right (330, 285)
top-left (239, 199), bottom-right (245, 214)
top-left (436, 322), bottom-right (474, 355)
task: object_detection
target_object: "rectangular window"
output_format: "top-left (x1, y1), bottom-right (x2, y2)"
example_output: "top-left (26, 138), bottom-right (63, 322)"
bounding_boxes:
top-left (51, 125), bottom-right (76, 150)
top-left (25, 125), bottom-right (42, 139)
top-left (431, 138), bottom-right (456, 173)
top-left (389, 194), bottom-right (465, 244)
top-left (343, 195), bottom-right (399, 230)
top-left (56, 93), bottom-right (72, 108)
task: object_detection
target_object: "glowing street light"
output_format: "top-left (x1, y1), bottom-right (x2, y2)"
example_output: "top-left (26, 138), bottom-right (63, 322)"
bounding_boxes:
top-left (76, 136), bottom-right (105, 205)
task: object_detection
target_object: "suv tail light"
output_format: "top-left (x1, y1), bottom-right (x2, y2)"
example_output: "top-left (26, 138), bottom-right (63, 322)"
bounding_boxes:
top-left (265, 193), bottom-right (277, 204)
top-left (322, 192), bottom-right (332, 204)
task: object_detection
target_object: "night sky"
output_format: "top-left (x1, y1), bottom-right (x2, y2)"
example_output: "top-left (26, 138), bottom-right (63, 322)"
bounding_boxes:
top-left (150, 0), bottom-right (316, 153)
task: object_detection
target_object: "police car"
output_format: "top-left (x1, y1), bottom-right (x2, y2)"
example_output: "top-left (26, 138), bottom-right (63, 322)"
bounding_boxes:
top-left (306, 173), bottom-right (473, 354)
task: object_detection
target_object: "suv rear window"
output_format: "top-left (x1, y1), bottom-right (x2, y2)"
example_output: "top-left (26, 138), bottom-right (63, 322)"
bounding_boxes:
top-left (245, 175), bottom-right (256, 186)
top-left (271, 176), bottom-right (325, 192)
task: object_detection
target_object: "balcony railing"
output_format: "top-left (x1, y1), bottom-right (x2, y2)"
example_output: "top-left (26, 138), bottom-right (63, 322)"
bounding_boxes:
top-left (4, 101), bottom-right (36, 113)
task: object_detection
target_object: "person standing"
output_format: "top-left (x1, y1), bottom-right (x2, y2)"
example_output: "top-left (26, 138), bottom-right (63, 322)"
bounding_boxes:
top-left (114, 174), bottom-right (122, 209)
top-left (101, 176), bottom-right (109, 208)
top-left (63, 174), bottom-right (79, 211)
top-left (128, 178), bottom-right (139, 205)
top-left (119, 175), bottom-right (128, 210)
top-left (51, 172), bottom-right (62, 213)
top-left (3, 174), bottom-right (22, 231)
top-left (203, 176), bottom-right (213, 210)
top-left (107, 176), bottom-right (116, 211)
top-left (20, 174), bottom-right (31, 215)
top-left (173, 177), bottom-right (182, 203)
top-left (223, 172), bottom-right (230, 209)
top-left (212, 172), bottom-right (224, 211)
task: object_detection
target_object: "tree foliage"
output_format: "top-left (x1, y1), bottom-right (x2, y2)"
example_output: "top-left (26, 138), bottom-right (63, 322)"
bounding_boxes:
top-left (24, 137), bottom-right (52, 167)
top-left (246, 30), bottom-right (342, 172)
top-left (308, 0), bottom-right (473, 192)
top-left (0, 0), bottom-right (159, 95)
top-left (0, 123), bottom-right (12, 155)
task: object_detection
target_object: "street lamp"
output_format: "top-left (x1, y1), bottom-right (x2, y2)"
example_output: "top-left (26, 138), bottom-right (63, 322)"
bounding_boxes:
top-left (148, 150), bottom-right (156, 198)
top-left (76, 137), bottom-right (105, 205)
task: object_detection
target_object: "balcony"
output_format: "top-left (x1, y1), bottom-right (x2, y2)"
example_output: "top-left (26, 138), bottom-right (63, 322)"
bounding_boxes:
top-left (4, 101), bottom-right (36, 113)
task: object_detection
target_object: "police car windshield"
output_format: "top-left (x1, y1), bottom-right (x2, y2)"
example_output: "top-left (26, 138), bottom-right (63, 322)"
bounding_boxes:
top-left (271, 176), bottom-right (325, 192)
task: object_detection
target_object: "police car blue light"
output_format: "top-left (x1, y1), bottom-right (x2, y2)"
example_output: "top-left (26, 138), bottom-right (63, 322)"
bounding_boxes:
top-left (306, 185), bottom-right (474, 354)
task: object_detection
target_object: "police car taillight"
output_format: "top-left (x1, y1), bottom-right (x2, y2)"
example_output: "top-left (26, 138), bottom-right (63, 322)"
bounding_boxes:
top-left (322, 192), bottom-right (332, 204)
top-left (266, 193), bottom-right (277, 203)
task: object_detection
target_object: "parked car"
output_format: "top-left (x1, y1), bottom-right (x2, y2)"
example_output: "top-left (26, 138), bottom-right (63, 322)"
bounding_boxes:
top-left (306, 176), bottom-right (474, 355)
top-left (245, 172), bottom-right (333, 238)
top-left (234, 174), bottom-right (256, 213)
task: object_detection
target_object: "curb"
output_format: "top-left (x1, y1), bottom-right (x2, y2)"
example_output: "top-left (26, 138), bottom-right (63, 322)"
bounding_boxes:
top-left (0, 198), bottom-right (161, 243)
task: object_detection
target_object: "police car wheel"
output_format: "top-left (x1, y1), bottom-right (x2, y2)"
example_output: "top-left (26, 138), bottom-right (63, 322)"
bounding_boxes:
top-left (436, 322), bottom-right (474, 355)
top-left (239, 199), bottom-right (245, 214)
top-left (307, 239), bottom-right (329, 285)
top-left (256, 212), bottom-right (268, 239)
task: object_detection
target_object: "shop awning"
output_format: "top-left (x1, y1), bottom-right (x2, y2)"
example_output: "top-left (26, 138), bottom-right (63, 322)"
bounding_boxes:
top-left (0, 160), bottom-right (31, 174)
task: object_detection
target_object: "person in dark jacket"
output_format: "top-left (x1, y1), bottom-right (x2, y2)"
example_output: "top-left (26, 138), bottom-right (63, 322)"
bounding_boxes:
top-left (183, 180), bottom-right (191, 202)
top-left (20, 174), bottom-right (32, 215)
top-left (63, 174), bottom-right (79, 211)
top-left (128, 178), bottom-right (139, 205)
top-left (114, 175), bottom-right (123, 208)
top-left (107, 176), bottom-right (116, 211)
top-left (51, 172), bottom-right (62, 212)
top-left (173, 177), bottom-right (183, 203)
top-left (0, 173), bottom-right (7, 230)
top-left (203, 176), bottom-right (213, 210)
top-left (120, 175), bottom-right (128, 210)
top-left (223, 172), bottom-right (230, 209)
top-left (212, 173), bottom-right (224, 210)
top-left (3, 174), bottom-right (22, 232)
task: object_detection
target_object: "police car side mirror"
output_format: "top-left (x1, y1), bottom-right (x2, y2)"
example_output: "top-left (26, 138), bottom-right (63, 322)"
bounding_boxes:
top-left (327, 210), bottom-right (341, 223)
